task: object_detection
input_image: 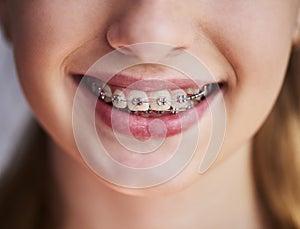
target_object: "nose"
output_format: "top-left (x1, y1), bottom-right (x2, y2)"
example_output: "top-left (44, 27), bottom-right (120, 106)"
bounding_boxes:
top-left (106, 1), bottom-right (195, 60)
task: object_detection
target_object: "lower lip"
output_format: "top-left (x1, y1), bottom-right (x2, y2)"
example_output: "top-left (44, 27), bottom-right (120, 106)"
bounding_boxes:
top-left (94, 91), bottom-right (221, 140)
top-left (72, 75), bottom-right (223, 139)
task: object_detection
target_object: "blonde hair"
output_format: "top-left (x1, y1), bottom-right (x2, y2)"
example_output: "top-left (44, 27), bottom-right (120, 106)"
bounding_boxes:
top-left (252, 50), bottom-right (300, 228)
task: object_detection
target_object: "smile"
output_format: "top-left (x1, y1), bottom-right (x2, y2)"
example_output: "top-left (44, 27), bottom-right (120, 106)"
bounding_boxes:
top-left (81, 75), bottom-right (223, 117)
top-left (72, 73), bottom-right (225, 138)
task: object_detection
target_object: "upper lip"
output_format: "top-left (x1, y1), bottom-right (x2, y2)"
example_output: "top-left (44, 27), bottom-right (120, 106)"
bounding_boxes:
top-left (72, 70), bottom-right (224, 91)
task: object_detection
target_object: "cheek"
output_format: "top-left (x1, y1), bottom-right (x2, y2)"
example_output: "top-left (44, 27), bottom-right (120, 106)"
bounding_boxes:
top-left (7, 1), bottom-right (112, 156)
top-left (9, 0), bottom-right (110, 70)
top-left (202, 2), bottom-right (296, 156)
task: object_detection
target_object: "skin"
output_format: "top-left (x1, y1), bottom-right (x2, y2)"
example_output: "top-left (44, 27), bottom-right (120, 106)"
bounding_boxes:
top-left (1, 0), bottom-right (300, 228)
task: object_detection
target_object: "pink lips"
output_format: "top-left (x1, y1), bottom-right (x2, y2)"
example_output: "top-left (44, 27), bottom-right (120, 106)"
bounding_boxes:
top-left (85, 71), bottom-right (214, 91)
top-left (95, 96), bottom-right (209, 139)
top-left (72, 72), bottom-right (224, 139)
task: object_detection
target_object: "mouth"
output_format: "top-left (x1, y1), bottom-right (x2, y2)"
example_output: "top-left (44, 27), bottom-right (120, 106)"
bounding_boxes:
top-left (72, 73), bottom-right (226, 138)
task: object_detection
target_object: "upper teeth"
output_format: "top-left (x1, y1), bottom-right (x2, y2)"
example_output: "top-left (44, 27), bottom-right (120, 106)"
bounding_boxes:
top-left (185, 88), bottom-right (200, 95)
top-left (112, 89), bottom-right (127, 109)
top-left (127, 90), bottom-right (149, 112)
top-left (150, 90), bottom-right (171, 111)
top-left (171, 89), bottom-right (188, 109)
top-left (102, 84), bottom-right (112, 103)
top-left (83, 76), bottom-right (214, 114)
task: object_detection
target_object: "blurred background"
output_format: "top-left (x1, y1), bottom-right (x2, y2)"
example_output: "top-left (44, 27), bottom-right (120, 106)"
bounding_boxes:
top-left (0, 31), bottom-right (30, 174)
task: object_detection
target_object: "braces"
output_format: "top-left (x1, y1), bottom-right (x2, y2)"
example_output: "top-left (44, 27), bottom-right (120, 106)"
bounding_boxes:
top-left (83, 75), bottom-right (215, 114)
top-left (111, 86), bottom-right (207, 104)
top-left (96, 84), bottom-right (211, 114)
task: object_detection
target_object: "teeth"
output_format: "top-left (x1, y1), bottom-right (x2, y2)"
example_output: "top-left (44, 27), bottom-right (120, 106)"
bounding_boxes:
top-left (127, 90), bottom-right (150, 111)
top-left (86, 78), bottom-right (112, 103)
top-left (112, 89), bottom-right (127, 109)
top-left (186, 100), bottom-right (195, 110)
top-left (84, 76), bottom-right (218, 115)
top-left (150, 90), bottom-right (171, 111)
top-left (102, 84), bottom-right (112, 102)
top-left (185, 88), bottom-right (200, 95)
top-left (171, 89), bottom-right (188, 109)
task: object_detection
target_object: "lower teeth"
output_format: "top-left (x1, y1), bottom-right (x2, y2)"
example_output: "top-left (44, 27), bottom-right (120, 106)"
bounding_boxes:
top-left (83, 76), bottom-right (219, 115)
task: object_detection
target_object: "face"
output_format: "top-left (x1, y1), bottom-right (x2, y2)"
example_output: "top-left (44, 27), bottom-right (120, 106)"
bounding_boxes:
top-left (1, 0), bottom-right (299, 195)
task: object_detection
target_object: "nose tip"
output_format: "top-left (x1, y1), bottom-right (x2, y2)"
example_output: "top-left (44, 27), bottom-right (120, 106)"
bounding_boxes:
top-left (105, 3), bottom-right (194, 61)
